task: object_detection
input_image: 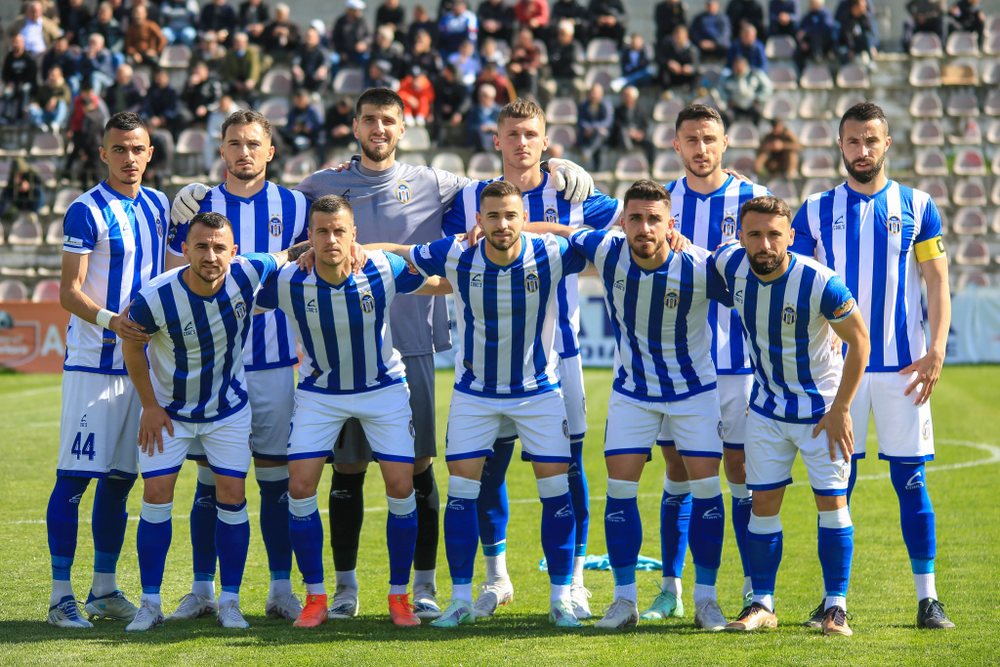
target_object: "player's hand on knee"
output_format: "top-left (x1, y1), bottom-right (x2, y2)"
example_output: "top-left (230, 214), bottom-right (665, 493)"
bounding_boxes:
top-left (900, 350), bottom-right (943, 405)
top-left (110, 305), bottom-right (149, 343)
top-left (549, 157), bottom-right (595, 204)
top-left (139, 406), bottom-right (173, 455)
top-left (170, 182), bottom-right (209, 227)
top-left (813, 408), bottom-right (854, 463)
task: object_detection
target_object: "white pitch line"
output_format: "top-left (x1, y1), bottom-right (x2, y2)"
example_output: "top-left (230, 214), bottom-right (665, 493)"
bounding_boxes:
top-left (6, 440), bottom-right (998, 525)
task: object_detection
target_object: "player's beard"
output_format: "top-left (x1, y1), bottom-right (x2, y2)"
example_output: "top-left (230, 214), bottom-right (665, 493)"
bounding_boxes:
top-left (361, 134), bottom-right (397, 163)
top-left (190, 259), bottom-right (226, 285)
top-left (230, 162), bottom-right (265, 181)
top-left (628, 235), bottom-right (664, 259)
top-left (683, 153), bottom-right (719, 179)
top-left (486, 231), bottom-right (517, 252)
top-left (748, 250), bottom-right (785, 276)
top-left (842, 151), bottom-right (885, 184)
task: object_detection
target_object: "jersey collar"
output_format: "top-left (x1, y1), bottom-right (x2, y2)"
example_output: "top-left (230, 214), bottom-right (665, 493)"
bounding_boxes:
top-left (749, 253), bottom-right (797, 287)
top-left (99, 180), bottom-right (139, 202)
top-left (479, 233), bottom-right (528, 270)
top-left (843, 179), bottom-right (893, 202)
top-left (219, 181), bottom-right (271, 204)
top-left (680, 174), bottom-right (734, 200)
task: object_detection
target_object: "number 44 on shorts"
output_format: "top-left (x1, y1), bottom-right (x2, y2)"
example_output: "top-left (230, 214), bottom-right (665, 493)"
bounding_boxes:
top-left (71, 432), bottom-right (96, 460)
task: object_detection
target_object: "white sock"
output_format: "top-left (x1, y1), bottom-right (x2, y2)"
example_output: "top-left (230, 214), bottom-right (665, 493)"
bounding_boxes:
top-left (453, 582), bottom-right (473, 603)
top-left (305, 582), bottom-right (326, 595)
top-left (485, 552), bottom-right (508, 582)
top-left (825, 595), bottom-right (847, 611)
top-left (413, 569), bottom-right (436, 588)
top-left (914, 573), bottom-right (937, 601)
top-left (218, 591), bottom-right (239, 606)
top-left (142, 592), bottom-right (162, 606)
top-left (336, 569), bottom-right (358, 591)
top-left (389, 584), bottom-right (408, 595)
top-left (742, 576), bottom-right (753, 598)
top-left (550, 583), bottom-right (571, 605)
top-left (614, 583), bottom-right (637, 603)
top-left (693, 583), bottom-right (717, 606)
top-left (51, 579), bottom-right (74, 605)
top-left (572, 556), bottom-right (585, 586)
top-left (661, 576), bottom-right (682, 596)
top-left (91, 571), bottom-right (117, 597)
top-left (752, 593), bottom-right (774, 611)
top-left (192, 580), bottom-right (215, 599)
top-left (269, 578), bottom-right (292, 598)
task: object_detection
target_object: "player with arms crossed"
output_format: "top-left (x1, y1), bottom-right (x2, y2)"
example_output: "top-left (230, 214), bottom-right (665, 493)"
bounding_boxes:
top-left (255, 195), bottom-right (451, 628)
top-left (164, 110), bottom-right (309, 622)
top-left (641, 104), bottom-right (772, 621)
top-left (441, 98), bottom-right (622, 620)
top-left (47, 111), bottom-right (169, 628)
top-left (170, 87), bottom-right (594, 618)
top-left (122, 212), bottom-right (307, 631)
top-left (714, 196), bottom-right (870, 636)
top-left (792, 102), bottom-right (954, 630)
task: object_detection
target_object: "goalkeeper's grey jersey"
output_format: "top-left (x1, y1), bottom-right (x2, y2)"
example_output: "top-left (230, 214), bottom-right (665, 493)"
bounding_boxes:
top-left (297, 159), bottom-right (471, 356)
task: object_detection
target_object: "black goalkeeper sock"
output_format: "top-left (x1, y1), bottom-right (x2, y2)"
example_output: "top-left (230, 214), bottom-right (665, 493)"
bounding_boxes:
top-left (412, 464), bottom-right (440, 571)
top-left (329, 469), bottom-right (366, 572)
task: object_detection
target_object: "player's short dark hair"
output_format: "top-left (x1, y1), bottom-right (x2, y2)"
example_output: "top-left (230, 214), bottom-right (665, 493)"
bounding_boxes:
top-left (497, 97), bottom-right (545, 130)
top-left (104, 111), bottom-right (148, 136)
top-left (220, 109), bottom-right (272, 141)
top-left (623, 179), bottom-right (671, 209)
top-left (188, 211), bottom-right (233, 234)
top-left (675, 103), bottom-right (725, 132)
top-left (309, 195), bottom-right (353, 227)
top-left (355, 87), bottom-right (405, 117)
top-left (480, 180), bottom-right (522, 203)
top-left (839, 101), bottom-right (888, 136)
top-left (739, 195), bottom-right (791, 224)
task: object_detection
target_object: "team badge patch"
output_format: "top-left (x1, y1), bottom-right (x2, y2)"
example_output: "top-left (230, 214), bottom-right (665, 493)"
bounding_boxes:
top-left (269, 214), bottom-right (283, 237)
top-left (525, 271), bottom-right (539, 293)
top-left (781, 303), bottom-right (796, 325)
top-left (562, 419), bottom-right (570, 438)
top-left (408, 419), bottom-right (416, 438)
top-left (360, 291), bottom-right (375, 314)
top-left (234, 300), bottom-right (247, 320)
top-left (154, 216), bottom-right (164, 238)
top-left (544, 206), bottom-right (558, 223)
top-left (836, 460), bottom-right (850, 482)
top-left (887, 215), bottom-right (902, 235)
top-left (717, 421), bottom-right (724, 439)
top-left (832, 298), bottom-right (855, 319)
top-left (664, 290), bottom-right (679, 308)
top-left (722, 212), bottom-right (737, 238)
top-left (922, 418), bottom-right (932, 441)
top-left (396, 180), bottom-right (412, 204)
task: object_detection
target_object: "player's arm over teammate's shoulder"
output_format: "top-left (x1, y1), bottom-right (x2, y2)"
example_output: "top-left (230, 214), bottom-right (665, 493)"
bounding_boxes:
top-left (382, 248), bottom-right (452, 296)
top-left (789, 200), bottom-right (818, 257)
top-left (705, 252), bottom-right (734, 307)
top-left (122, 292), bottom-right (173, 453)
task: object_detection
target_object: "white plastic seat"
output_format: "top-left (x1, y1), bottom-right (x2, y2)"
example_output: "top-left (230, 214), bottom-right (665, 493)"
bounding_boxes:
top-left (951, 207), bottom-right (988, 235)
top-left (31, 279), bottom-right (61, 303)
top-left (0, 279), bottom-right (29, 301)
top-left (765, 35), bottom-right (797, 60)
top-left (913, 148), bottom-right (949, 176)
top-left (953, 147), bottom-right (987, 176)
top-left (727, 121), bottom-right (760, 149)
top-left (614, 154), bottom-right (650, 181)
top-left (652, 153), bottom-right (684, 182)
top-left (946, 31), bottom-right (980, 57)
top-left (909, 32), bottom-right (943, 57)
top-left (467, 152), bottom-right (501, 180)
top-left (8, 213), bottom-right (43, 246)
top-left (946, 91), bottom-right (980, 118)
top-left (333, 68), bottom-right (364, 95)
top-left (585, 38), bottom-right (619, 64)
top-left (799, 64), bottom-right (834, 90)
top-left (909, 60), bottom-right (942, 87)
top-left (261, 68), bottom-right (293, 98)
top-left (799, 151), bottom-right (838, 178)
top-left (909, 91), bottom-right (944, 118)
top-left (835, 63), bottom-right (870, 89)
top-left (953, 238), bottom-right (990, 265)
top-left (910, 119), bottom-right (945, 146)
top-left (398, 126), bottom-right (431, 152)
top-left (799, 120), bottom-right (835, 147)
top-left (430, 152), bottom-right (466, 177)
top-left (546, 97), bottom-right (578, 125)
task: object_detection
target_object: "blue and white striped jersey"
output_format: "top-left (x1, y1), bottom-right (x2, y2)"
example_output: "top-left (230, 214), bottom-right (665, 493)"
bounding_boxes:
top-left (791, 180), bottom-right (945, 372)
top-left (442, 173), bottom-right (622, 358)
top-left (665, 175), bottom-right (770, 375)
top-left (167, 182), bottom-right (309, 371)
top-left (409, 233), bottom-right (587, 397)
top-left (128, 254), bottom-right (279, 422)
top-left (714, 245), bottom-right (857, 424)
top-left (257, 251), bottom-right (426, 394)
top-left (570, 228), bottom-right (730, 402)
top-left (62, 181), bottom-right (169, 374)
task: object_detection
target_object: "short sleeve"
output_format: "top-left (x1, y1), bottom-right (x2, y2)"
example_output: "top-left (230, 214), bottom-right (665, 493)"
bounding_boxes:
top-left (441, 191), bottom-right (471, 236)
top-left (820, 274), bottom-right (856, 323)
top-left (256, 272), bottom-right (280, 310)
top-left (128, 293), bottom-right (160, 334)
top-left (556, 234), bottom-right (587, 275)
top-left (409, 237), bottom-right (454, 277)
top-left (712, 242), bottom-right (743, 288)
top-left (568, 227), bottom-right (605, 262)
top-left (581, 191), bottom-right (622, 231)
top-left (789, 205), bottom-right (817, 256)
top-left (243, 252), bottom-right (280, 285)
top-left (914, 197), bottom-right (946, 262)
top-left (434, 166), bottom-right (473, 208)
top-left (384, 250), bottom-right (426, 294)
top-left (167, 220), bottom-right (187, 256)
top-left (62, 202), bottom-right (98, 254)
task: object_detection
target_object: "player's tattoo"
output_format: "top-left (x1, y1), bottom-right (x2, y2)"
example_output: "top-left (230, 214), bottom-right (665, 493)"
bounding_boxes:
top-left (286, 240), bottom-right (312, 261)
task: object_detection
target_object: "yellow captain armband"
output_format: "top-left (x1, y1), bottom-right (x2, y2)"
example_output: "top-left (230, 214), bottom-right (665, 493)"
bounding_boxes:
top-left (914, 236), bottom-right (946, 263)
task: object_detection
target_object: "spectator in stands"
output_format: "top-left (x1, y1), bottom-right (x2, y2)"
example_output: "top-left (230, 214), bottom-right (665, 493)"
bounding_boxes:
top-left (221, 31), bottom-right (267, 103)
top-left (192, 30), bottom-right (227, 68)
top-left (42, 36), bottom-right (80, 92)
top-left (657, 23), bottom-right (700, 90)
top-left (439, 1), bottom-right (480, 59)
top-left (479, 37), bottom-right (508, 74)
top-left (200, 0), bottom-right (238, 46)
top-left (2, 35), bottom-right (38, 124)
top-left (365, 58), bottom-right (400, 89)
top-left (475, 60), bottom-right (516, 103)
top-left (160, 0), bottom-right (199, 46)
top-left (549, 19), bottom-right (584, 94)
top-left (281, 88), bottom-right (323, 153)
top-left (406, 28), bottom-right (444, 77)
top-left (838, 0), bottom-right (878, 63)
top-left (261, 2), bottom-right (301, 63)
top-left (87, 2), bottom-right (125, 53)
top-left (61, 0), bottom-right (94, 46)
top-left (903, 0), bottom-right (947, 51)
top-left (834, 0), bottom-right (878, 48)
top-left (728, 21), bottom-right (768, 70)
top-left (726, 0), bottom-right (767, 37)
top-left (9, 1), bottom-right (62, 57)
top-left (691, 0), bottom-right (732, 58)
top-left (399, 71), bottom-right (435, 125)
top-left (125, 4), bottom-right (168, 66)
top-left (181, 60), bottom-right (222, 123)
top-left (754, 117), bottom-right (800, 177)
top-left (433, 63), bottom-right (470, 143)
top-left (291, 27), bottom-right (329, 92)
top-left (508, 26), bottom-right (542, 98)
top-left (719, 53), bottom-right (770, 124)
top-left (514, 0), bottom-right (550, 32)
top-left (142, 67), bottom-right (182, 136)
top-left (28, 65), bottom-right (71, 132)
top-left (769, 0), bottom-right (799, 36)
top-left (104, 63), bottom-right (143, 114)
top-left (576, 82), bottom-right (613, 170)
top-left (796, 0), bottom-right (836, 65)
top-left (377, 0), bottom-right (408, 35)
top-left (479, 0), bottom-right (517, 46)
top-left (371, 25), bottom-right (407, 79)
top-left (64, 82), bottom-right (108, 186)
top-left (466, 81), bottom-right (500, 150)
top-left (239, 0), bottom-right (271, 42)
top-left (321, 95), bottom-right (356, 160)
top-left (0, 158), bottom-right (45, 222)
top-left (589, 0), bottom-right (627, 45)
top-left (131, 0), bottom-right (163, 27)
top-left (950, 0), bottom-right (985, 44)
top-left (205, 93), bottom-right (242, 166)
top-left (79, 33), bottom-right (116, 94)
top-left (611, 33), bottom-right (653, 92)
top-left (449, 38), bottom-right (482, 87)
top-left (408, 5), bottom-right (438, 47)
top-left (332, 0), bottom-right (372, 67)
top-left (612, 85), bottom-right (654, 164)
top-left (655, 0), bottom-right (688, 47)
top-left (550, 0), bottom-right (590, 46)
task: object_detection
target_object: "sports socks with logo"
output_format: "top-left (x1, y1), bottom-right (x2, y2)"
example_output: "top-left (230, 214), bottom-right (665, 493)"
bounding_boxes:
top-left (747, 512), bottom-right (783, 612)
top-left (90, 475), bottom-right (135, 597)
top-left (189, 465), bottom-right (217, 599)
top-left (889, 461), bottom-right (938, 601)
top-left (256, 465), bottom-right (292, 598)
top-left (386, 492), bottom-right (418, 595)
top-left (478, 439), bottom-right (514, 582)
top-left (137, 501), bottom-right (173, 606)
top-left (288, 494), bottom-right (325, 595)
top-left (538, 473), bottom-right (576, 606)
top-left (817, 506), bottom-right (853, 611)
top-left (443, 476), bottom-right (482, 603)
top-left (659, 477), bottom-right (691, 597)
top-left (689, 476), bottom-right (724, 606)
top-left (46, 475), bottom-right (91, 604)
top-left (605, 478), bottom-right (641, 603)
top-left (216, 500), bottom-right (250, 605)
top-left (329, 468), bottom-right (366, 583)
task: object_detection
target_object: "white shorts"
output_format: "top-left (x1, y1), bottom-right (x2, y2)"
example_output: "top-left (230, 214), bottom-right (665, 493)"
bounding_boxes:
top-left (287, 382), bottom-right (416, 463)
top-left (188, 365), bottom-right (294, 463)
top-left (657, 374), bottom-right (750, 449)
top-left (139, 404), bottom-right (253, 479)
top-left (851, 372), bottom-right (935, 463)
top-left (58, 371), bottom-right (140, 479)
top-left (495, 354), bottom-right (587, 447)
top-left (446, 389), bottom-right (571, 463)
top-left (744, 410), bottom-right (851, 496)
top-left (606, 389), bottom-right (723, 459)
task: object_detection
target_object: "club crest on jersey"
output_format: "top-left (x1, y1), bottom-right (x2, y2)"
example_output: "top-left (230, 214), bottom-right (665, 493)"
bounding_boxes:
top-left (234, 300), bottom-right (247, 320)
top-left (922, 418), bottom-right (932, 441)
top-left (664, 290), bottom-right (679, 309)
top-left (722, 212), bottom-right (737, 238)
top-left (360, 291), bottom-right (375, 314)
top-left (155, 215), bottom-right (164, 238)
top-left (408, 419), bottom-right (416, 438)
top-left (833, 216), bottom-right (846, 231)
top-left (544, 206), bottom-right (558, 223)
top-left (395, 180), bottom-right (412, 204)
top-left (887, 215), bottom-right (902, 235)
top-left (525, 271), bottom-right (539, 293)
top-left (470, 273), bottom-right (483, 287)
top-left (562, 419), bottom-right (570, 438)
top-left (781, 303), bottom-right (796, 325)
top-left (269, 214), bottom-right (283, 237)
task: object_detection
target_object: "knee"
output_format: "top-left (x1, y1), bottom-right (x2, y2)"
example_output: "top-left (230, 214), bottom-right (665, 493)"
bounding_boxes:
top-left (334, 461), bottom-right (369, 475)
top-left (214, 478), bottom-right (246, 506)
top-left (413, 456), bottom-right (433, 475)
top-left (142, 482), bottom-right (174, 505)
top-left (289, 477), bottom-right (318, 500)
top-left (723, 450), bottom-right (746, 482)
top-left (384, 474), bottom-right (414, 499)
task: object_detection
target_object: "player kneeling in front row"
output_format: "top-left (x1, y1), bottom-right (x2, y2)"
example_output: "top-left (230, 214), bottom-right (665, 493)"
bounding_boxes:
top-left (713, 197), bottom-right (870, 636)
top-left (122, 212), bottom-right (304, 631)
top-left (254, 195), bottom-right (452, 628)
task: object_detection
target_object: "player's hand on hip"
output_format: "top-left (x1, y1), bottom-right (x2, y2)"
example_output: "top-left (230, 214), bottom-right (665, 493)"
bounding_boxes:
top-left (170, 182), bottom-right (209, 227)
top-left (350, 242), bottom-right (368, 274)
top-left (549, 157), bottom-right (595, 204)
top-left (813, 406), bottom-right (854, 463)
top-left (295, 246), bottom-right (315, 272)
top-left (900, 348), bottom-right (944, 405)
top-left (110, 305), bottom-right (149, 343)
top-left (138, 406), bottom-right (173, 455)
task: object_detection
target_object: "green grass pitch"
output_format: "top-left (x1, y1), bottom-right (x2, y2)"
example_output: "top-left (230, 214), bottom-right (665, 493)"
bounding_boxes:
top-left (0, 367), bottom-right (998, 666)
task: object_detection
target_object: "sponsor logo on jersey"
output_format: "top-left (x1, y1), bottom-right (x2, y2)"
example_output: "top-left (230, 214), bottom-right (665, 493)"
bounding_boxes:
top-left (544, 206), bottom-right (558, 223)
top-left (470, 273), bottom-right (483, 288)
top-left (782, 304), bottom-right (796, 325)
top-left (269, 214), bottom-right (283, 237)
top-left (887, 214), bottom-right (902, 235)
top-left (306, 298), bottom-right (318, 313)
top-left (183, 321), bottom-right (196, 337)
top-left (614, 279), bottom-right (625, 292)
top-left (734, 288), bottom-right (744, 304)
top-left (664, 290), bottom-right (679, 309)
top-left (525, 271), bottom-right (539, 293)
top-left (79, 414), bottom-right (88, 428)
top-left (396, 180), bottom-right (412, 204)
top-left (360, 291), bottom-right (375, 314)
top-left (234, 300), bottom-right (247, 320)
top-left (833, 216), bottom-right (846, 231)
top-left (722, 212), bottom-right (737, 238)
top-left (905, 470), bottom-right (925, 490)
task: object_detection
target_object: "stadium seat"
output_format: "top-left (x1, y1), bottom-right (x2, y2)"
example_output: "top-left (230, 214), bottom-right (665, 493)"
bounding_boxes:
top-left (51, 187), bottom-right (81, 217)
top-left (836, 63), bottom-right (870, 89)
top-left (45, 220), bottom-right (62, 246)
top-left (947, 118), bottom-right (982, 145)
top-left (952, 207), bottom-right (988, 235)
top-left (160, 44), bottom-right (192, 69)
top-left (762, 93), bottom-right (796, 120)
top-left (986, 15), bottom-right (1000, 35)
top-left (727, 121), bottom-right (759, 149)
top-left (946, 91), bottom-right (980, 117)
top-left (261, 68), bottom-right (293, 98)
top-left (31, 279), bottom-right (60, 303)
top-left (33, 159), bottom-right (57, 188)
top-left (547, 124), bottom-right (577, 150)
top-left (910, 90), bottom-right (944, 118)
top-left (982, 59), bottom-right (1000, 85)
top-left (467, 152), bottom-right (501, 180)
top-left (29, 130), bottom-right (63, 158)
top-left (835, 92), bottom-right (867, 118)
top-left (729, 151), bottom-right (757, 176)
top-left (546, 97), bottom-right (578, 125)
top-left (258, 98), bottom-right (289, 127)
top-left (430, 152), bottom-right (466, 177)
top-left (951, 176), bottom-right (986, 206)
top-left (909, 60), bottom-right (942, 87)
top-left (614, 181), bottom-right (631, 200)
top-left (769, 63), bottom-right (799, 90)
top-left (991, 208), bottom-right (1000, 233)
top-left (954, 147), bottom-right (987, 176)
top-left (946, 31), bottom-right (980, 57)
top-left (0, 279), bottom-right (29, 301)
top-left (614, 155), bottom-right (649, 181)
top-left (653, 98), bottom-right (685, 123)
top-left (799, 121), bottom-right (835, 147)
top-left (985, 33), bottom-right (1000, 56)
top-left (281, 154), bottom-right (316, 185)
top-left (993, 152), bottom-right (1000, 176)
top-left (7, 213), bottom-right (42, 246)
top-left (652, 153), bottom-right (684, 181)
top-left (175, 128), bottom-right (209, 176)
top-left (585, 38), bottom-right (619, 64)
top-left (333, 68), bottom-right (364, 95)
top-left (953, 238), bottom-right (990, 265)
top-left (914, 148), bottom-right (949, 176)
top-left (651, 123), bottom-right (676, 150)
top-left (909, 32), bottom-right (944, 57)
top-left (768, 179), bottom-right (799, 204)
top-left (799, 151), bottom-right (838, 178)
top-left (765, 35), bottom-right (797, 60)
top-left (992, 179), bottom-right (1000, 205)
top-left (987, 119), bottom-right (1000, 143)
top-left (398, 126), bottom-right (431, 152)
top-left (985, 89), bottom-right (1000, 116)
top-left (209, 157), bottom-right (226, 181)
top-left (801, 177), bottom-right (836, 201)
top-left (917, 177), bottom-right (949, 203)
top-left (956, 269), bottom-right (991, 290)
top-left (584, 66), bottom-right (615, 90)
top-left (941, 60), bottom-right (979, 86)
top-left (798, 91), bottom-right (833, 120)
top-left (800, 64), bottom-right (834, 89)
top-left (910, 119), bottom-right (945, 146)
top-left (403, 152), bottom-right (427, 166)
